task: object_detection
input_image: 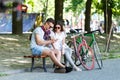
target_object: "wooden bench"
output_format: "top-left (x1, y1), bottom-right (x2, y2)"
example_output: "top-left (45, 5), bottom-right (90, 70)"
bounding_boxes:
top-left (24, 55), bottom-right (48, 72)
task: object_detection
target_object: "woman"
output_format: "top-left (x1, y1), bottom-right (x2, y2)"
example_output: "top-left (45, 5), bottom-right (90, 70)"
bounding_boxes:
top-left (50, 21), bottom-right (82, 71)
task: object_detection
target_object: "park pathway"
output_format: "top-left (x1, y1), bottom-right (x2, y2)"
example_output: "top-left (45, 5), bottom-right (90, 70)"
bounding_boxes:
top-left (0, 58), bottom-right (120, 80)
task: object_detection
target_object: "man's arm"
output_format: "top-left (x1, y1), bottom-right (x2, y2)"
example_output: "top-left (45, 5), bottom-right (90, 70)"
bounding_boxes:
top-left (35, 33), bottom-right (55, 46)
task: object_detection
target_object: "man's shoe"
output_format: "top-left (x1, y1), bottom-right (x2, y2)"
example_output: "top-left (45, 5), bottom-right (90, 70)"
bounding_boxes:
top-left (54, 68), bottom-right (66, 73)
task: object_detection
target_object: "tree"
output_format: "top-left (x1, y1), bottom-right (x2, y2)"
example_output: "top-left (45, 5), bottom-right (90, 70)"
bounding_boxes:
top-left (12, 1), bottom-right (22, 34)
top-left (85, 0), bottom-right (93, 32)
top-left (55, 0), bottom-right (64, 22)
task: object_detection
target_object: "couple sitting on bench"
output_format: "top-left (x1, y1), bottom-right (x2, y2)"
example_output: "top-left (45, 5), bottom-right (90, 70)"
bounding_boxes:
top-left (30, 18), bottom-right (81, 73)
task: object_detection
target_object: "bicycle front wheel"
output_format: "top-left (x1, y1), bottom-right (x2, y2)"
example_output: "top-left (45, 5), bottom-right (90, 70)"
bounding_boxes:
top-left (93, 41), bottom-right (103, 69)
top-left (77, 44), bottom-right (95, 70)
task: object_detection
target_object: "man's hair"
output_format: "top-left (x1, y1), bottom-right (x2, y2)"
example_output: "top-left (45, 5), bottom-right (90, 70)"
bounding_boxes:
top-left (46, 18), bottom-right (55, 24)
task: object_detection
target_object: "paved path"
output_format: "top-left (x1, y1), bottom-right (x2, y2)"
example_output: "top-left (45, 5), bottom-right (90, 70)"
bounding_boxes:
top-left (0, 58), bottom-right (120, 80)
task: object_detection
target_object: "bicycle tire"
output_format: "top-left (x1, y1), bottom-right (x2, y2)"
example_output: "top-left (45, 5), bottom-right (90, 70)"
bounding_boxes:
top-left (93, 41), bottom-right (103, 69)
top-left (77, 44), bottom-right (95, 70)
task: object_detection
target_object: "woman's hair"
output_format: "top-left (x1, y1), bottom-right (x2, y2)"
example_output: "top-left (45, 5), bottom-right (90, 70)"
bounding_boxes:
top-left (53, 21), bottom-right (64, 32)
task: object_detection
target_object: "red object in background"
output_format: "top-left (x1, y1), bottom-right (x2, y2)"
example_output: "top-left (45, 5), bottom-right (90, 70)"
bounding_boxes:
top-left (17, 4), bottom-right (28, 13)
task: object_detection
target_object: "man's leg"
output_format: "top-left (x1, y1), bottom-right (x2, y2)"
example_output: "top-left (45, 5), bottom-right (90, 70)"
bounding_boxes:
top-left (41, 50), bottom-right (65, 68)
top-left (52, 49), bottom-right (62, 62)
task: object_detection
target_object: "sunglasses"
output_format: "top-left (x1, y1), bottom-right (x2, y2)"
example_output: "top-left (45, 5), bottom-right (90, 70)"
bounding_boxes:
top-left (55, 27), bottom-right (61, 29)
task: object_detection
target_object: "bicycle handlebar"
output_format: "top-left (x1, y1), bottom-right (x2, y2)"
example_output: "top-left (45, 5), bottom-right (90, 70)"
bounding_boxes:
top-left (69, 28), bottom-right (100, 34)
top-left (67, 29), bottom-right (100, 38)
top-left (84, 29), bottom-right (100, 35)
top-left (69, 29), bottom-right (82, 34)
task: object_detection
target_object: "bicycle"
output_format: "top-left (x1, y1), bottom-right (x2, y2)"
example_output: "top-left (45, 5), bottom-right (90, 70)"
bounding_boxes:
top-left (67, 29), bottom-right (103, 69)
top-left (67, 29), bottom-right (95, 70)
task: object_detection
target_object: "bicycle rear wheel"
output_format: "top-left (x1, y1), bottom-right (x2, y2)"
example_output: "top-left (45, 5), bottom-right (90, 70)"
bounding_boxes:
top-left (93, 41), bottom-right (103, 69)
top-left (77, 44), bottom-right (95, 70)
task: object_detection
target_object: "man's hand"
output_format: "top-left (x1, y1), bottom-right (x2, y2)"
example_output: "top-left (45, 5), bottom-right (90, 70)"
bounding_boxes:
top-left (51, 39), bottom-right (58, 43)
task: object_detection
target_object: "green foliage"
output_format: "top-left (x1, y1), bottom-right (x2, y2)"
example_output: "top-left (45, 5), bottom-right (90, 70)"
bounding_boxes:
top-left (65, 0), bottom-right (85, 15)
top-left (5, 2), bottom-right (12, 7)
top-left (92, 0), bottom-right (102, 14)
top-left (112, 0), bottom-right (120, 16)
top-left (94, 0), bottom-right (120, 16)
top-left (24, 0), bottom-right (55, 18)
top-left (27, 0), bottom-right (34, 6)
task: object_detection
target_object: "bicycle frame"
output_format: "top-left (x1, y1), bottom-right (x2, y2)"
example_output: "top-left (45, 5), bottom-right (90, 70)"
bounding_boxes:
top-left (76, 30), bottom-right (96, 47)
top-left (72, 34), bottom-right (88, 57)
top-left (84, 32), bottom-right (95, 47)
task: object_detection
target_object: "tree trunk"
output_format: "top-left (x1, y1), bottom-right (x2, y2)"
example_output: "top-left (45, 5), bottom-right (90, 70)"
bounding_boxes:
top-left (108, 9), bottom-right (112, 34)
top-left (55, 0), bottom-right (63, 22)
top-left (103, 0), bottom-right (113, 52)
top-left (85, 0), bottom-right (92, 32)
top-left (102, 0), bottom-right (108, 34)
top-left (12, 2), bottom-right (22, 34)
top-left (102, 0), bottom-right (112, 34)
top-left (105, 5), bottom-right (112, 52)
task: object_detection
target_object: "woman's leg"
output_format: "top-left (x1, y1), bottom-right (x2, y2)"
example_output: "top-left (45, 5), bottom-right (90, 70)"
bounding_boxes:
top-left (64, 48), bottom-right (82, 71)
top-left (64, 48), bottom-right (74, 66)
top-left (41, 50), bottom-right (65, 68)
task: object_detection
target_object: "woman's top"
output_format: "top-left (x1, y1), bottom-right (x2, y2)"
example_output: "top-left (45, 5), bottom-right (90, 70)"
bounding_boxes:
top-left (50, 31), bottom-right (69, 51)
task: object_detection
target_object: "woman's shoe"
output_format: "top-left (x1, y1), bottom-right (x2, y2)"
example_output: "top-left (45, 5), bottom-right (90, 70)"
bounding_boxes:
top-left (65, 67), bottom-right (73, 73)
top-left (74, 67), bottom-right (82, 71)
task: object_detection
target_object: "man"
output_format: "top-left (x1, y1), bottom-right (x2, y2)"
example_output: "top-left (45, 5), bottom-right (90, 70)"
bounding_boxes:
top-left (30, 18), bottom-right (65, 69)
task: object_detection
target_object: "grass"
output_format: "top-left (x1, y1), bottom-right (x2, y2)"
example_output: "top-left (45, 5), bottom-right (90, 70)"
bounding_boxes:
top-left (96, 33), bottom-right (120, 58)
top-left (0, 73), bottom-right (8, 77)
top-left (0, 33), bottom-right (120, 73)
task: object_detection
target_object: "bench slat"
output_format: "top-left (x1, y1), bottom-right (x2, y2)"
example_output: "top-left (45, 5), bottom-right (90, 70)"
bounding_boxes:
top-left (24, 55), bottom-right (47, 58)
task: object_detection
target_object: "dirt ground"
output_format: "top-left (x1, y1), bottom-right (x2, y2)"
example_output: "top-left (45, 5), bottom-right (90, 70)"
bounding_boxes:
top-left (0, 34), bottom-right (30, 72)
top-left (0, 33), bottom-right (120, 72)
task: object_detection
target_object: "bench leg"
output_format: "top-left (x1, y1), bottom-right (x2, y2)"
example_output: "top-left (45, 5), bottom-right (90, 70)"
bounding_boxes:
top-left (31, 57), bottom-right (34, 72)
top-left (64, 55), bottom-right (67, 64)
top-left (43, 58), bottom-right (47, 72)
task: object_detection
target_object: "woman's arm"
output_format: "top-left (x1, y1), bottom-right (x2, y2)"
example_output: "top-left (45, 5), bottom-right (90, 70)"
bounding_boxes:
top-left (61, 37), bottom-right (65, 54)
top-left (50, 36), bottom-right (58, 49)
